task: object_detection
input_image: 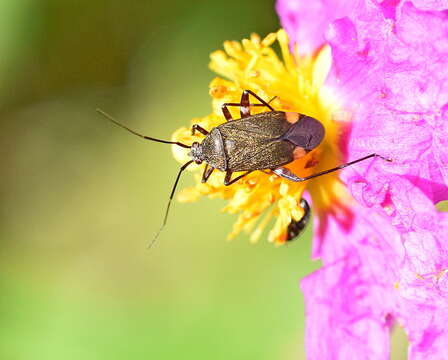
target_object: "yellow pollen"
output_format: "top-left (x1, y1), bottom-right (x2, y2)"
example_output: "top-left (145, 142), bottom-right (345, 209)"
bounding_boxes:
top-left (173, 29), bottom-right (350, 245)
top-left (415, 273), bottom-right (425, 280)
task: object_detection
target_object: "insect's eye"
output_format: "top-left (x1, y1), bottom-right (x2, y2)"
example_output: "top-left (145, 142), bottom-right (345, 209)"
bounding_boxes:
top-left (195, 159), bottom-right (202, 165)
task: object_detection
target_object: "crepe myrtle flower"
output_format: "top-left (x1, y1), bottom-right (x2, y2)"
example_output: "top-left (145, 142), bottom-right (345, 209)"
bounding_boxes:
top-left (170, 0), bottom-right (447, 357)
top-left (276, 0), bottom-right (448, 359)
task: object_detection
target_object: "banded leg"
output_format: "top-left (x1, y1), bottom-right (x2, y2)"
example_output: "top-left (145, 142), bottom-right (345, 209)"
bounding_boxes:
top-left (242, 90), bottom-right (275, 112)
top-left (240, 90), bottom-right (251, 118)
top-left (201, 164), bottom-right (215, 183)
top-left (273, 153), bottom-right (391, 182)
top-left (191, 124), bottom-right (209, 136)
top-left (224, 170), bottom-right (253, 186)
top-left (221, 90), bottom-right (277, 121)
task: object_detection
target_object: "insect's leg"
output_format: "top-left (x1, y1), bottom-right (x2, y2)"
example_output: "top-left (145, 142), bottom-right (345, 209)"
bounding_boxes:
top-left (148, 160), bottom-right (194, 249)
top-left (224, 170), bottom-right (253, 186)
top-left (221, 103), bottom-right (266, 121)
top-left (244, 90), bottom-right (275, 111)
top-left (201, 164), bottom-right (215, 183)
top-left (240, 90), bottom-right (251, 118)
top-left (273, 153), bottom-right (392, 182)
top-left (221, 92), bottom-right (276, 121)
top-left (221, 103), bottom-right (234, 121)
top-left (191, 124), bottom-right (209, 136)
top-left (272, 167), bottom-right (302, 182)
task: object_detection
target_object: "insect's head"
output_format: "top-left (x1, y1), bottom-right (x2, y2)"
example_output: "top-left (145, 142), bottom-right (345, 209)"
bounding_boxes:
top-left (189, 141), bottom-right (203, 164)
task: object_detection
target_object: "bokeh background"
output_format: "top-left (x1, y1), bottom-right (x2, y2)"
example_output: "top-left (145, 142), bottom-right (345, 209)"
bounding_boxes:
top-left (0, 1), bottom-right (409, 359)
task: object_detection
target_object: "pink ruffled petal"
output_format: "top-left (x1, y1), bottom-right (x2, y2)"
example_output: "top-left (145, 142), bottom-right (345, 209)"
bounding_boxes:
top-left (308, 199), bottom-right (448, 359)
top-left (328, 2), bottom-right (448, 206)
top-left (399, 212), bottom-right (448, 360)
top-left (277, 0), bottom-right (448, 52)
top-left (278, 1), bottom-right (448, 358)
top-left (276, 0), bottom-right (356, 53)
top-left (301, 249), bottom-right (393, 360)
top-left (410, 0), bottom-right (448, 11)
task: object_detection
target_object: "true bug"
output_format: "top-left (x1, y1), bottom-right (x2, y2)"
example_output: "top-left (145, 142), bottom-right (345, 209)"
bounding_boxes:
top-left (98, 90), bottom-right (389, 246)
top-left (286, 199), bottom-right (311, 242)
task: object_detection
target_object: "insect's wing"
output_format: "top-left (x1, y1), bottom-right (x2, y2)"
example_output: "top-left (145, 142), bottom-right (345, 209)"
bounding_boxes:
top-left (229, 140), bottom-right (295, 171)
top-left (219, 111), bottom-right (290, 139)
top-left (218, 112), bottom-right (295, 171)
top-left (282, 115), bottom-right (325, 151)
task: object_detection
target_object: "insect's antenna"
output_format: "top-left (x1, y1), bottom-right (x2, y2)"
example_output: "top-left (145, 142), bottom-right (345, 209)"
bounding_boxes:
top-left (96, 109), bottom-right (191, 149)
top-left (148, 160), bottom-right (195, 249)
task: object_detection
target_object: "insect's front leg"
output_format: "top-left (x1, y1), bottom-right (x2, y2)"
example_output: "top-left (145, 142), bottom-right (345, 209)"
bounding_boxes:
top-left (191, 124), bottom-right (209, 136)
top-left (224, 170), bottom-right (252, 186)
top-left (201, 164), bottom-right (215, 183)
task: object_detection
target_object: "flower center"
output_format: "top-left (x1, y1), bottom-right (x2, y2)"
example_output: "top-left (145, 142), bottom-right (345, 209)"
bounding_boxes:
top-left (172, 30), bottom-right (349, 244)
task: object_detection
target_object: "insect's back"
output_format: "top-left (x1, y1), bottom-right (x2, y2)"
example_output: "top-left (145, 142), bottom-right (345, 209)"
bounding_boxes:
top-left (215, 111), bottom-right (296, 172)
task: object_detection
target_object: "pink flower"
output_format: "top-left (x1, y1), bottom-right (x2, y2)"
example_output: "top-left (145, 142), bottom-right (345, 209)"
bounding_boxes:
top-left (277, 0), bottom-right (448, 358)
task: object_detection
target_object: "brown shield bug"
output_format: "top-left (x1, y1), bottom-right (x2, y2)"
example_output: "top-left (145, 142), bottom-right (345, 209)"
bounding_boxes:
top-left (98, 90), bottom-right (389, 246)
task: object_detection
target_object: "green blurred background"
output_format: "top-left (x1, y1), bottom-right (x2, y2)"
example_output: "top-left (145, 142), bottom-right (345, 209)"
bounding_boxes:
top-left (0, 1), bottom-right (408, 359)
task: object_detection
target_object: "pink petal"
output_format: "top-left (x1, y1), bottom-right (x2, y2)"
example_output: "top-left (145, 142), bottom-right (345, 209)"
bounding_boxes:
top-left (327, 3), bottom-right (448, 206)
top-left (308, 201), bottom-right (448, 359)
top-left (276, 0), bottom-right (357, 54)
top-left (277, 0), bottom-right (448, 53)
top-left (278, 1), bottom-right (448, 358)
top-left (301, 249), bottom-right (393, 360)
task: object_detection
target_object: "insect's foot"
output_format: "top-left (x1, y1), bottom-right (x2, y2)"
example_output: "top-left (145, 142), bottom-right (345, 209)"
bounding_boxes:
top-left (375, 154), bottom-right (393, 162)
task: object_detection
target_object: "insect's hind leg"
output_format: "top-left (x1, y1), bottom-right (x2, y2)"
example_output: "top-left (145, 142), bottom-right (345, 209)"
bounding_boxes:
top-left (272, 167), bottom-right (302, 182)
top-left (273, 153), bottom-right (392, 182)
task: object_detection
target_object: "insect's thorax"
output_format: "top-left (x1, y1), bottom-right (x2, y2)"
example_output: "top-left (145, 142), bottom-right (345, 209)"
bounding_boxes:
top-left (199, 128), bottom-right (227, 171)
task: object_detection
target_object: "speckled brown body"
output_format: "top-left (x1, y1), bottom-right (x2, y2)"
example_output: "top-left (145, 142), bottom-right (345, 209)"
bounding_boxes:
top-left (193, 111), bottom-right (324, 172)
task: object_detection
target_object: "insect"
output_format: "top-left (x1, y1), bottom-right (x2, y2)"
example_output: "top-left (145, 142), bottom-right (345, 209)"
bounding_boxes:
top-left (98, 90), bottom-right (389, 246)
top-left (286, 198), bottom-right (311, 242)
